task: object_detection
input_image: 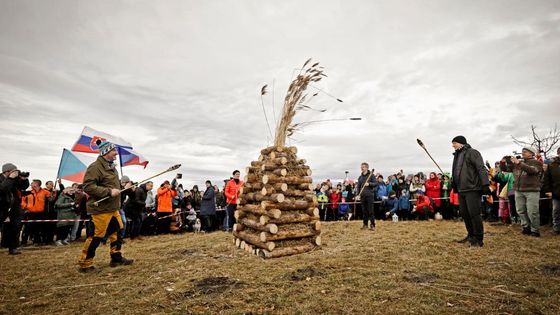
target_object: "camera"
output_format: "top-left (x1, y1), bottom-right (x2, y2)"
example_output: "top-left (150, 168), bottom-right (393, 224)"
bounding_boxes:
top-left (19, 171), bottom-right (30, 178)
top-left (176, 173), bottom-right (182, 179)
top-left (500, 155), bottom-right (522, 172)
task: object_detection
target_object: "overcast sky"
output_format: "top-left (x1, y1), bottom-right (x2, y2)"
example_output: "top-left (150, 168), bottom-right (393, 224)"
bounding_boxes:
top-left (1, 0), bottom-right (559, 188)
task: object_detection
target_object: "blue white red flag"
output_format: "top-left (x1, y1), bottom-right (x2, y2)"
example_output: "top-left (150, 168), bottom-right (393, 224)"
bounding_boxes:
top-left (118, 147), bottom-right (149, 169)
top-left (71, 126), bottom-right (133, 154)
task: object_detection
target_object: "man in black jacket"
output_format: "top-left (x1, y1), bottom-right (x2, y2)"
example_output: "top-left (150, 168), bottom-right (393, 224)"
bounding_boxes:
top-left (543, 147), bottom-right (560, 235)
top-left (0, 163), bottom-right (30, 255)
top-left (128, 181), bottom-right (152, 240)
top-left (356, 162), bottom-right (378, 231)
top-left (451, 136), bottom-right (490, 247)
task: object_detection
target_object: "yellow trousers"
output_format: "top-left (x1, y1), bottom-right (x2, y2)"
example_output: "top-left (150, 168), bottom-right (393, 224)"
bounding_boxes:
top-left (78, 210), bottom-right (123, 268)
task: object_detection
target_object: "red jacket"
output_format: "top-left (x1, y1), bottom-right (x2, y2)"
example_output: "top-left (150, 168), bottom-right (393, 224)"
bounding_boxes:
top-left (424, 178), bottom-right (441, 207)
top-left (449, 189), bottom-right (459, 206)
top-left (415, 195), bottom-right (433, 214)
top-left (157, 187), bottom-right (177, 213)
top-left (225, 179), bottom-right (244, 204)
top-left (329, 191), bottom-right (340, 209)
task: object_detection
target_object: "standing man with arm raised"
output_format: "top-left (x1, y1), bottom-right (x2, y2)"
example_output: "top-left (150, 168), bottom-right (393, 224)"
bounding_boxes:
top-left (78, 141), bottom-right (133, 273)
top-left (451, 136), bottom-right (489, 247)
top-left (356, 162), bottom-right (378, 231)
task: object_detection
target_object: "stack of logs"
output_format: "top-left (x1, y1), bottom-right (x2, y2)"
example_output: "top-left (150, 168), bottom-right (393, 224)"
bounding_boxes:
top-left (233, 145), bottom-right (321, 258)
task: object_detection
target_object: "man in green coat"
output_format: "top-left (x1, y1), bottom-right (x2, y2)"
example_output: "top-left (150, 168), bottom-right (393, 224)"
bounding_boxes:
top-left (78, 141), bottom-right (133, 272)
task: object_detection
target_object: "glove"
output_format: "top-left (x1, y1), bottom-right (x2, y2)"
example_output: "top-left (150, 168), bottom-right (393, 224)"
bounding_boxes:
top-left (481, 185), bottom-right (491, 196)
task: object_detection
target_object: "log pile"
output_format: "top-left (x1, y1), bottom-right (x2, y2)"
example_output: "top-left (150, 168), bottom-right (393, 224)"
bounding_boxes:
top-left (233, 145), bottom-right (321, 258)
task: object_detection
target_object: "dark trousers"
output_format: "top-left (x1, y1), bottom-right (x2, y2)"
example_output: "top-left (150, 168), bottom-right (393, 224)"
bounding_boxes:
top-left (23, 212), bottom-right (45, 244)
top-left (1, 208), bottom-right (22, 250)
top-left (459, 191), bottom-right (484, 242)
top-left (201, 215), bottom-right (215, 232)
top-left (156, 212), bottom-right (171, 234)
top-left (224, 204), bottom-right (236, 230)
top-left (129, 215), bottom-right (143, 239)
top-left (56, 225), bottom-right (72, 241)
top-left (361, 194), bottom-right (375, 227)
top-left (43, 210), bottom-right (57, 243)
top-left (508, 194), bottom-right (517, 218)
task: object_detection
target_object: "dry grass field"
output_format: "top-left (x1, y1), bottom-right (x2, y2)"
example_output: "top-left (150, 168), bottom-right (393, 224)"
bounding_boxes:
top-left (1, 220), bottom-right (559, 315)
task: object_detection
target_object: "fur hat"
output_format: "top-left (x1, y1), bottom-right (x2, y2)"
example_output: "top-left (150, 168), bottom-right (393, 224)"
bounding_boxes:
top-left (121, 175), bottom-right (130, 183)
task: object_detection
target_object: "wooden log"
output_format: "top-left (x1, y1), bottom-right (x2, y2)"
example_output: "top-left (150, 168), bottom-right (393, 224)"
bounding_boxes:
top-left (244, 174), bottom-right (261, 183)
top-left (240, 218), bottom-right (278, 234)
top-left (271, 157), bottom-right (288, 165)
top-left (261, 183), bottom-right (288, 195)
top-left (261, 200), bottom-right (311, 211)
top-left (233, 223), bottom-right (244, 232)
top-left (235, 238), bottom-right (241, 248)
top-left (267, 212), bottom-right (315, 224)
top-left (287, 146), bottom-right (298, 154)
top-left (259, 226), bottom-right (319, 242)
top-left (261, 146), bottom-right (283, 155)
top-left (296, 183), bottom-right (314, 191)
top-left (238, 205), bottom-right (281, 219)
top-left (251, 161), bottom-right (264, 167)
top-left (272, 168), bottom-right (288, 177)
top-left (262, 175), bottom-right (312, 185)
top-left (268, 151), bottom-right (289, 159)
top-left (245, 166), bottom-right (261, 174)
top-left (286, 168), bottom-right (312, 176)
top-left (258, 243), bottom-right (315, 259)
top-left (234, 230), bottom-right (276, 251)
top-left (240, 240), bottom-right (246, 250)
top-left (243, 192), bottom-right (285, 203)
top-left (258, 154), bottom-right (265, 162)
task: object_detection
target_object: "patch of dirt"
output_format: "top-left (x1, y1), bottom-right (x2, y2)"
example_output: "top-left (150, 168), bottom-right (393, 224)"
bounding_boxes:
top-left (402, 271), bottom-right (439, 284)
top-left (179, 277), bottom-right (245, 298)
top-left (286, 267), bottom-right (325, 281)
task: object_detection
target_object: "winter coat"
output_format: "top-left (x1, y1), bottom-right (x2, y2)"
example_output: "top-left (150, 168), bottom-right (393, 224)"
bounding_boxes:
top-left (512, 158), bottom-right (543, 192)
top-left (317, 192), bottom-right (328, 210)
top-left (215, 191), bottom-right (226, 209)
top-left (409, 181), bottom-right (425, 197)
top-left (415, 195), bottom-right (433, 214)
top-left (424, 178), bottom-right (441, 207)
top-left (357, 171), bottom-right (377, 198)
top-left (451, 144), bottom-right (489, 193)
top-left (543, 158), bottom-right (560, 199)
top-left (385, 197), bottom-right (398, 214)
top-left (329, 191), bottom-right (341, 210)
top-left (495, 172), bottom-right (515, 192)
top-left (157, 187), bottom-right (177, 213)
top-left (127, 184), bottom-right (148, 218)
top-left (0, 174), bottom-right (29, 216)
top-left (398, 195), bottom-right (410, 210)
top-left (377, 183), bottom-right (388, 199)
top-left (440, 179), bottom-right (451, 199)
top-left (145, 190), bottom-right (155, 210)
top-left (339, 191), bottom-right (349, 214)
top-left (55, 193), bottom-right (78, 228)
top-left (83, 156), bottom-right (121, 215)
top-left (200, 186), bottom-right (216, 216)
top-left (21, 188), bottom-right (52, 213)
top-left (225, 179), bottom-right (244, 204)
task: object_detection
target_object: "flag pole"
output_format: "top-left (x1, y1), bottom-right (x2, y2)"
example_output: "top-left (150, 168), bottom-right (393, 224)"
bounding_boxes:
top-left (54, 149), bottom-right (66, 192)
top-left (117, 146), bottom-right (124, 178)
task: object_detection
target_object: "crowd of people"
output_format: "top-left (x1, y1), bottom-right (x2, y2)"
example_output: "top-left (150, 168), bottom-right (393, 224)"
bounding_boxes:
top-left (1, 139), bottom-right (559, 259)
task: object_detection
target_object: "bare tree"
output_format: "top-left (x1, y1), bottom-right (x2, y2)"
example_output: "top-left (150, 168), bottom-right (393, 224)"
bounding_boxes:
top-left (512, 124), bottom-right (560, 158)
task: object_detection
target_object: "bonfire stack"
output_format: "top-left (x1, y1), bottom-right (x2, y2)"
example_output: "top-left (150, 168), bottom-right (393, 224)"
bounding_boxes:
top-left (233, 145), bottom-right (321, 258)
top-left (233, 58), bottom-right (327, 258)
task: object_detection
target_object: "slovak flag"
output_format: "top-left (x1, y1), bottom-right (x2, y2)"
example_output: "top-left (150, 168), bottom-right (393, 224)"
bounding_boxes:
top-left (72, 126), bottom-right (133, 154)
top-left (118, 147), bottom-right (149, 169)
top-left (57, 149), bottom-right (96, 183)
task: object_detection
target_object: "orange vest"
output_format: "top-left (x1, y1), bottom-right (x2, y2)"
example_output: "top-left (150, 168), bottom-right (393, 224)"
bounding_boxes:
top-left (22, 189), bottom-right (52, 213)
top-left (157, 187), bottom-right (177, 213)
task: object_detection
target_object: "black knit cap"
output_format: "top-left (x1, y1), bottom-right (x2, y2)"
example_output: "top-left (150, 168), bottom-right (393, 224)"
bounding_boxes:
top-left (452, 135), bottom-right (467, 145)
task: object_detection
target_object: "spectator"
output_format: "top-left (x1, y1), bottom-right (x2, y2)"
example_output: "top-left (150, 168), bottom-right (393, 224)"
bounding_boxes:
top-left (200, 180), bottom-right (216, 232)
top-left (397, 189), bottom-right (411, 220)
top-left (156, 180), bottom-right (177, 234)
top-left (21, 179), bottom-right (53, 245)
top-left (409, 175), bottom-right (425, 199)
top-left (129, 181), bottom-right (152, 240)
top-left (383, 191), bottom-right (399, 219)
top-left (54, 187), bottom-right (78, 246)
top-left (424, 172), bottom-right (441, 210)
top-left (328, 186), bottom-right (341, 221)
top-left (412, 191), bottom-right (433, 220)
top-left (440, 173), bottom-right (452, 219)
top-left (44, 179), bottom-right (63, 244)
top-left (317, 187), bottom-right (328, 221)
top-left (356, 162), bottom-right (377, 231)
top-left (184, 203), bottom-right (197, 231)
top-left (543, 147), bottom-right (560, 235)
top-left (72, 184), bottom-right (89, 241)
top-left (0, 163), bottom-right (30, 255)
top-left (190, 185), bottom-right (202, 210)
top-left (512, 147), bottom-right (544, 237)
top-left (224, 170), bottom-right (243, 232)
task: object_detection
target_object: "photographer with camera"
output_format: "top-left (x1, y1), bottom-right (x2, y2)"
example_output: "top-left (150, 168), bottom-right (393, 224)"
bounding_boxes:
top-left (511, 147), bottom-right (544, 237)
top-left (543, 147), bottom-right (560, 235)
top-left (0, 163), bottom-right (30, 255)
